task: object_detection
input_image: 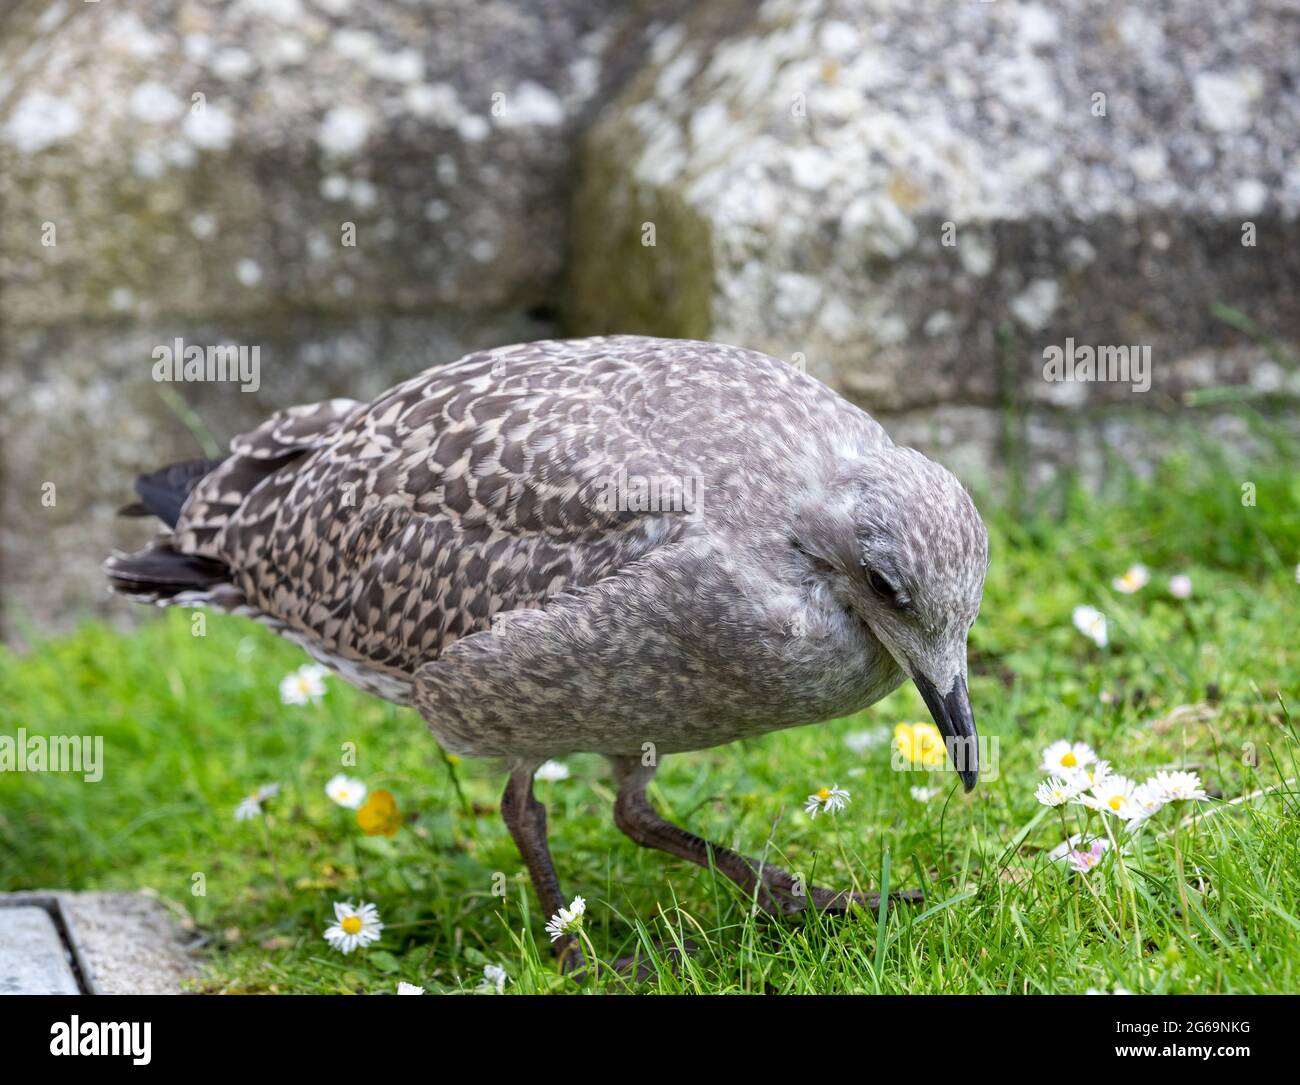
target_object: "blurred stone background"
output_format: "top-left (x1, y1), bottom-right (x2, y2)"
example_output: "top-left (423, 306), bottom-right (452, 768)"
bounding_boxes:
top-left (1, 0), bottom-right (1297, 637)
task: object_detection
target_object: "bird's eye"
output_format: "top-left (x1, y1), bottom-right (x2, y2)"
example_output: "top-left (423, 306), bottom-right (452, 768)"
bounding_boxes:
top-left (865, 568), bottom-right (911, 610)
top-left (867, 569), bottom-right (895, 599)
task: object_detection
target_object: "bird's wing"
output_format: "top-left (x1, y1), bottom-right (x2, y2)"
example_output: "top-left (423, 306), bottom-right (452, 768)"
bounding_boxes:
top-left (175, 397), bottom-right (365, 556)
top-left (410, 535), bottom-right (746, 760)
top-left (229, 397), bottom-right (367, 460)
top-left (409, 524), bottom-right (878, 761)
top-left (180, 339), bottom-right (700, 674)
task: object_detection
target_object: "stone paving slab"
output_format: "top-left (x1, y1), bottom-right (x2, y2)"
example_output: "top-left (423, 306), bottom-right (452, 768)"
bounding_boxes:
top-left (0, 892), bottom-right (197, 994)
top-left (0, 906), bottom-right (80, 994)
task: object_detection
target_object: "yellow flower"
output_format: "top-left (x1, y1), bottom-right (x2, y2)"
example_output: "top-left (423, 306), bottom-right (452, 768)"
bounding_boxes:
top-left (893, 721), bottom-right (947, 769)
top-left (356, 789), bottom-right (402, 837)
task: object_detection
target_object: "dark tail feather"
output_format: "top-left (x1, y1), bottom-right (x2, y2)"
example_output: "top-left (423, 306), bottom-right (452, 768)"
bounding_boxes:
top-left (131, 458), bottom-right (225, 528)
top-left (104, 544), bottom-right (230, 603)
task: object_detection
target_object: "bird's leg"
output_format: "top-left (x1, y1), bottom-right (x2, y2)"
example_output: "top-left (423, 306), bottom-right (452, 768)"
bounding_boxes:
top-left (608, 756), bottom-right (922, 916)
top-left (499, 766), bottom-right (583, 972)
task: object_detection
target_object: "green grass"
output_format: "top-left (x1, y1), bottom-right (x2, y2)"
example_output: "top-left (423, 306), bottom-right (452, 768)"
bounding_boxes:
top-left (2, 449), bottom-right (1298, 994)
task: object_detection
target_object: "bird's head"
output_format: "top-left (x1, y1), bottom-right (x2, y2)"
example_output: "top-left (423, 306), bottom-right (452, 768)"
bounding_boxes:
top-left (796, 445), bottom-right (989, 790)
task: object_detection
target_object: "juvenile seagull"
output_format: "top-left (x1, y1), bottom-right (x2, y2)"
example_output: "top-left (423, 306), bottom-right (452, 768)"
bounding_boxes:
top-left (106, 336), bottom-right (988, 966)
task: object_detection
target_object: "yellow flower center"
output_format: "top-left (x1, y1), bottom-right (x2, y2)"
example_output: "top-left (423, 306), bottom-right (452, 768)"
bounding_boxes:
top-left (1109, 795), bottom-right (1124, 811)
top-left (341, 916), bottom-right (363, 935)
top-left (1061, 752), bottom-right (1078, 767)
top-left (816, 788), bottom-right (831, 801)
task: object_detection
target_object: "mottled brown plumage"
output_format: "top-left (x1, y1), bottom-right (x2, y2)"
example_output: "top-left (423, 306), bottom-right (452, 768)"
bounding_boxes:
top-left (107, 335), bottom-right (989, 967)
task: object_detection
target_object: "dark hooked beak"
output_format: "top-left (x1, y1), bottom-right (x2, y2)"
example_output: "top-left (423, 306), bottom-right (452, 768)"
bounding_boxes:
top-left (912, 671), bottom-right (979, 792)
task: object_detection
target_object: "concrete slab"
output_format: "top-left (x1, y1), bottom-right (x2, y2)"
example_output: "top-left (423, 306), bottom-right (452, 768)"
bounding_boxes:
top-left (0, 892), bottom-right (197, 994)
top-left (0, 905), bottom-right (80, 994)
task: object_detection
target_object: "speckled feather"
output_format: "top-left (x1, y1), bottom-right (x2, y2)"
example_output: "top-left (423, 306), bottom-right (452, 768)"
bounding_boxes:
top-left (108, 335), bottom-right (987, 765)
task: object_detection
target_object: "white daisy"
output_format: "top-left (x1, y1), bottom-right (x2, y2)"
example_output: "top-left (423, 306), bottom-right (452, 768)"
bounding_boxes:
top-left (323, 900), bottom-right (383, 954)
top-left (396, 981), bottom-right (424, 994)
top-left (233, 782), bottom-right (280, 821)
top-left (1068, 839), bottom-right (1109, 874)
top-left (1035, 775), bottom-right (1080, 807)
top-left (1079, 773), bottom-right (1139, 820)
top-left (1040, 740), bottom-right (1097, 775)
top-left (1050, 833), bottom-right (1110, 862)
top-left (1065, 758), bottom-right (1113, 794)
top-left (1150, 769), bottom-right (1207, 803)
top-left (234, 795), bottom-right (263, 821)
top-left (1072, 605), bottom-right (1108, 648)
top-left (804, 785), bottom-right (851, 818)
top-left (1126, 780), bottom-right (1167, 827)
top-left (543, 896), bottom-right (586, 942)
top-left (534, 760), bottom-right (570, 782)
top-left (480, 964), bottom-right (507, 993)
top-left (325, 773), bottom-right (367, 809)
top-left (280, 663), bottom-right (329, 705)
top-left (1169, 574), bottom-right (1193, 599)
top-left (1112, 564), bottom-right (1150, 594)
top-left (910, 786), bottom-right (940, 803)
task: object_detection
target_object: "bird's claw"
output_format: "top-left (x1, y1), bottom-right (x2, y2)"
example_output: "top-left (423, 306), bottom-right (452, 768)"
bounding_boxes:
top-left (755, 884), bottom-right (925, 916)
top-left (611, 939), bottom-right (697, 982)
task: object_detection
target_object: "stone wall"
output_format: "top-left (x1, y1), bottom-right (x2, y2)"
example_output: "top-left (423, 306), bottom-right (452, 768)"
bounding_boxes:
top-left (2, 0), bottom-right (1297, 634)
top-left (0, 0), bottom-right (649, 635)
top-left (567, 0), bottom-right (1300, 483)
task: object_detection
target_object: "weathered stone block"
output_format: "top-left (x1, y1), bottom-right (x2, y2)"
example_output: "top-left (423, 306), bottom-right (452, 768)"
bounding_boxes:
top-left (567, 0), bottom-right (1300, 471)
top-left (0, 905), bottom-right (80, 995)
